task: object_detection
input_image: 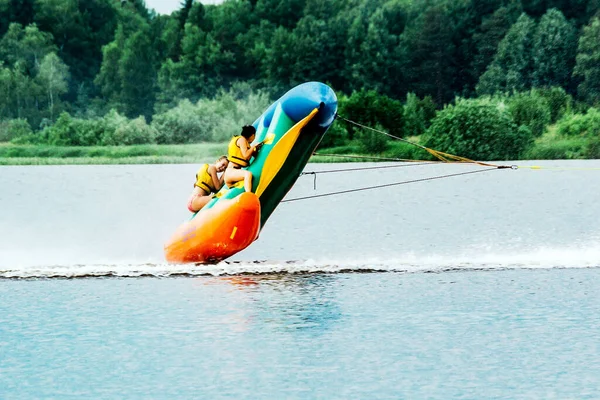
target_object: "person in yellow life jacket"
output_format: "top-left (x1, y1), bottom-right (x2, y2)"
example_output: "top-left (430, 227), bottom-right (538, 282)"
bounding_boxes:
top-left (224, 125), bottom-right (262, 193)
top-left (187, 156), bottom-right (229, 213)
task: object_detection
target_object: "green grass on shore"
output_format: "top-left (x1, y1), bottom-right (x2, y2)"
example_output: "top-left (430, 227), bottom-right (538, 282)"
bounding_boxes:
top-left (0, 129), bottom-right (596, 165)
top-left (0, 143), bottom-right (227, 165)
top-left (0, 140), bottom-right (426, 165)
top-left (523, 126), bottom-right (590, 160)
top-left (311, 139), bottom-right (427, 162)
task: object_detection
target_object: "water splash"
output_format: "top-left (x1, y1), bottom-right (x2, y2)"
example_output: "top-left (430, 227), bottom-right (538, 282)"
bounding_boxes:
top-left (1, 246), bottom-right (599, 279)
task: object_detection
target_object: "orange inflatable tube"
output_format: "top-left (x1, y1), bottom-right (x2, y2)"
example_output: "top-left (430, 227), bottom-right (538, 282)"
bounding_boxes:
top-left (164, 192), bottom-right (261, 263)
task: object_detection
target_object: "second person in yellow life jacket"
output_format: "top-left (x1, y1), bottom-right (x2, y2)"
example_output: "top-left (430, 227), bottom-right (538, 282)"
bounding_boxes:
top-left (224, 125), bottom-right (262, 193)
top-left (187, 156), bottom-right (229, 213)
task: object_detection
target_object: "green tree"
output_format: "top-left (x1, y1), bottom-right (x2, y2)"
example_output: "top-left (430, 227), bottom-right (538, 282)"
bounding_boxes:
top-left (33, 0), bottom-right (118, 97)
top-left (118, 29), bottom-right (157, 119)
top-left (573, 18), bottom-right (600, 105)
top-left (156, 58), bottom-right (187, 110)
top-left (119, 0), bottom-right (150, 21)
top-left (471, 3), bottom-right (522, 86)
top-left (94, 25), bottom-right (125, 107)
top-left (0, 62), bottom-right (11, 117)
top-left (0, 23), bottom-right (54, 125)
top-left (536, 86), bottom-right (572, 122)
top-left (0, 23), bottom-right (55, 72)
top-left (344, 2), bottom-right (376, 92)
top-left (264, 13), bottom-right (351, 92)
top-left (36, 52), bottom-right (69, 121)
top-left (8, 0), bottom-right (35, 28)
top-left (0, 1), bottom-right (9, 35)
top-left (341, 89), bottom-right (403, 141)
top-left (171, 24), bottom-right (234, 98)
top-left (477, 13), bottom-right (536, 95)
top-left (521, 0), bottom-right (593, 23)
top-left (95, 22), bottom-right (157, 119)
top-left (169, 0), bottom-right (194, 61)
top-left (153, 87), bottom-right (270, 144)
top-left (423, 98), bottom-right (533, 160)
top-left (402, 4), bottom-right (456, 104)
top-left (10, 62), bottom-right (38, 121)
top-left (262, 26), bottom-right (296, 92)
top-left (254, 0), bottom-right (306, 28)
top-left (532, 8), bottom-right (577, 89)
top-left (202, 0), bottom-right (256, 80)
top-left (403, 92), bottom-right (425, 137)
top-left (555, 107), bottom-right (600, 137)
top-left (403, 93), bottom-right (436, 137)
top-left (303, 0), bottom-right (350, 20)
top-left (507, 90), bottom-right (551, 137)
top-left (187, 1), bottom-right (206, 27)
top-left (351, 0), bottom-right (407, 97)
top-left (235, 19), bottom-right (275, 89)
top-left (0, 118), bottom-right (32, 142)
top-left (44, 111), bottom-right (78, 145)
top-left (101, 115), bottom-right (156, 145)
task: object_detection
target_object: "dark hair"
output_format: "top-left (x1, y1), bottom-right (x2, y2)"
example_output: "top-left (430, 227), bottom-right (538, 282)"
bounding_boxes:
top-left (241, 125), bottom-right (256, 139)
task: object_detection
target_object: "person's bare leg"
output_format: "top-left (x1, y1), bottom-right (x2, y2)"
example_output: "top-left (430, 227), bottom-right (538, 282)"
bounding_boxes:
top-left (190, 195), bottom-right (213, 212)
top-left (243, 171), bottom-right (253, 193)
top-left (225, 168), bottom-right (244, 187)
top-left (225, 168), bottom-right (253, 192)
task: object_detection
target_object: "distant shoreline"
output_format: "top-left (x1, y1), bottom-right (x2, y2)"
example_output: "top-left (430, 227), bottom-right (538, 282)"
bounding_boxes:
top-left (0, 143), bottom-right (226, 165)
top-left (0, 131), bottom-right (596, 166)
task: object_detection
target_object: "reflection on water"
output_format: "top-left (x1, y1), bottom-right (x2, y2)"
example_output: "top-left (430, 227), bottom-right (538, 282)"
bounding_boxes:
top-left (205, 274), bottom-right (343, 334)
top-left (255, 274), bottom-right (343, 334)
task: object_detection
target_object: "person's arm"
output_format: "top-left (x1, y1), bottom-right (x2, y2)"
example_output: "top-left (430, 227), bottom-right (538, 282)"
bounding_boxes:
top-left (237, 137), bottom-right (257, 160)
top-left (208, 165), bottom-right (222, 191)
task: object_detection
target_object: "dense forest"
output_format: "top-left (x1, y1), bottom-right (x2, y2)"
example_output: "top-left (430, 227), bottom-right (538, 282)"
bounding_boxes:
top-left (2, 0), bottom-right (600, 159)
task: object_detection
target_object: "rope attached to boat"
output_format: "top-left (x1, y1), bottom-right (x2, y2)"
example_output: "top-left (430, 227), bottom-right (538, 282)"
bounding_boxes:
top-left (283, 167), bottom-right (500, 203)
top-left (284, 116), bottom-right (515, 202)
top-left (286, 115), bottom-right (600, 202)
top-left (312, 153), bottom-right (428, 162)
top-left (322, 116), bottom-right (600, 171)
top-left (335, 115), bottom-right (514, 168)
top-left (299, 162), bottom-right (437, 190)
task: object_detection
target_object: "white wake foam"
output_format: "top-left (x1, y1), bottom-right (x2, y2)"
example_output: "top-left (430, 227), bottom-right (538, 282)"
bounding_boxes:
top-left (1, 246), bottom-right (599, 279)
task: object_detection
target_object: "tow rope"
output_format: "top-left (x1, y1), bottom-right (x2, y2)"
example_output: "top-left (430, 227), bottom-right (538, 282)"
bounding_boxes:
top-left (283, 167), bottom-right (499, 203)
top-left (285, 115), bottom-right (598, 202)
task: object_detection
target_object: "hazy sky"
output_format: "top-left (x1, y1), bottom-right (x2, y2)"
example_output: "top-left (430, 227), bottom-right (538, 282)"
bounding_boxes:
top-left (145, 0), bottom-right (222, 15)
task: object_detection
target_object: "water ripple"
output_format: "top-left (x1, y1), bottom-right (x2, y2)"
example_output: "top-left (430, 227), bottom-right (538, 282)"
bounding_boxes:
top-left (1, 256), bottom-right (599, 279)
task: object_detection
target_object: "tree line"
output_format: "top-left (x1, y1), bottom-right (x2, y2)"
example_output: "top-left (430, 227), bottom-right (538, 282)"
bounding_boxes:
top-left (1, 0), bottom-right (600, 159)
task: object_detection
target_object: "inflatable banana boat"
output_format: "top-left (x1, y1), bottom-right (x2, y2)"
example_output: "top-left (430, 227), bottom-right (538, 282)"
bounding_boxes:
top-left (164, 82), bottom-right (338, 263)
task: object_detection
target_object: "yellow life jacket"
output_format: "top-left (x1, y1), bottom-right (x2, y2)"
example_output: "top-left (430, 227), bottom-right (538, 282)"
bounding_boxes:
top-left (194, 163), bottom-right (216, 193)
top-left (227, 135), bottom-right (250, 167)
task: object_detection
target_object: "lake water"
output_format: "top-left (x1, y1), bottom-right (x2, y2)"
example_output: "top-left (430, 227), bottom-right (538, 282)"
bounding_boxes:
top-left (1, 161), bottom-right (600, 398)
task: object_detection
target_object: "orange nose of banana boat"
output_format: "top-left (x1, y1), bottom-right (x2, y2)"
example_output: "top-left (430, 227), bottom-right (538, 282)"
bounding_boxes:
top-left (164, 192), bottom-right (261, 264)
